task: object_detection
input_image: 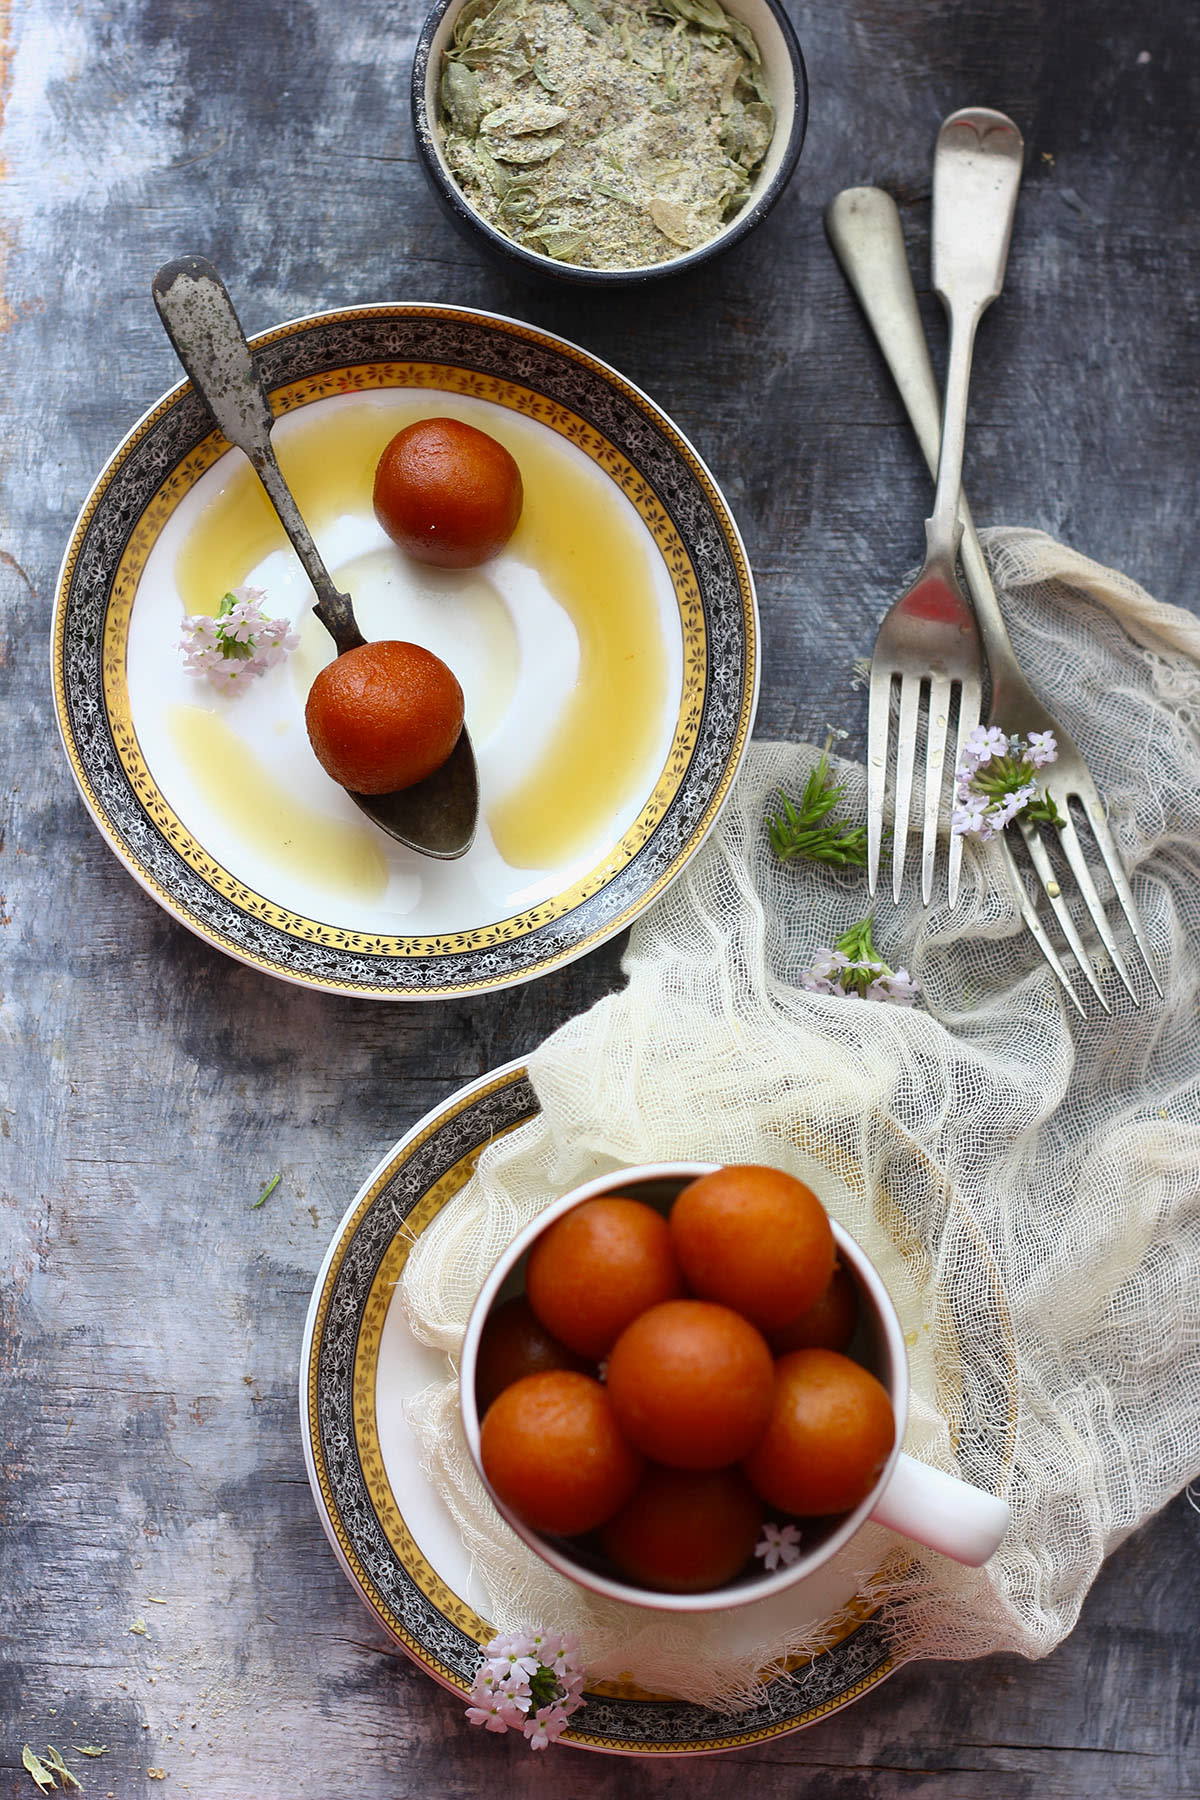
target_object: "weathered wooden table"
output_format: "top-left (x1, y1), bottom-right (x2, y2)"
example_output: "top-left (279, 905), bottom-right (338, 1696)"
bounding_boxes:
top-left (4, 0), bottom-right (1198, 1793)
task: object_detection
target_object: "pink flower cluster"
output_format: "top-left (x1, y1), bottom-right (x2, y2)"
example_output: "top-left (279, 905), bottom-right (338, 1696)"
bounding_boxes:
top-left (800, 948), bottom-right (920, 1007)
top-left (178, 586), bottom-right (299, 692)
top-left (952, 725), bottom-right (1060, 840)
top-left (465, 1628), bottom-right (586, 1750)
top-left (799, 913), bottom-right (920, 1006)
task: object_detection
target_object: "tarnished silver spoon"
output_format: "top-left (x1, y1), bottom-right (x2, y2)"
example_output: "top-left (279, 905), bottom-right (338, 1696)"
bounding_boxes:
top-left (152, 256), bottom-right (478, 860)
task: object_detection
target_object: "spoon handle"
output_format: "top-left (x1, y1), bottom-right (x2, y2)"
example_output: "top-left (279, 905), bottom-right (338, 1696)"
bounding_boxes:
top-left (925, 109), bottom-right (1024, 565)
top-left (152, 257), bottom-right (365, 654)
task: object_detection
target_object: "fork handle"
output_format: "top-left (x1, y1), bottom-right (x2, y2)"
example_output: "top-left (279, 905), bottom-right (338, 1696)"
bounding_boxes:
top-left (824, 185), bottom-right (1029, 717)
top-left (931, 110), bottom-right (1024, 313)
top-left (926, 110), bottom-right (1024, 565)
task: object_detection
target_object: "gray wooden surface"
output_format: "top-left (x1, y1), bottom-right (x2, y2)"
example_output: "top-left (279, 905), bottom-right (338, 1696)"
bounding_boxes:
top-left (4, 0), bottom-right (1199, 1794)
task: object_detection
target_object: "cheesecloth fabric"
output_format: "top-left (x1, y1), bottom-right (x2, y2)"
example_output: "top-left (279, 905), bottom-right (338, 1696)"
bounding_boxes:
top-left (399, 528), bottom-right (1200, 1711)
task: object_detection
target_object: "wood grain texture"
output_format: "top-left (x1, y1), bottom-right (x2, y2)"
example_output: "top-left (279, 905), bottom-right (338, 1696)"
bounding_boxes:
top-left (3, 0), bottom-right (1199, 1794)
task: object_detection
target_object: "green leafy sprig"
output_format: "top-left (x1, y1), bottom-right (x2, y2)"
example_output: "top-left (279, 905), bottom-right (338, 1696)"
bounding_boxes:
top-left (766, 752), bottom-right (868, 869)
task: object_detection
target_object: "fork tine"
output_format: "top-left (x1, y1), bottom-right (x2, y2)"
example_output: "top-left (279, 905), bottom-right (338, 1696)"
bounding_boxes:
top-left (996, 833), bottom-right (1088, 1017)
top-left (866, 668), bottom-right (893, 897)
top-left (891, 675), bottom-right (922, 903)
top-left (1017, 820), bottom-right (1111, 1012)
top-left (1054, 808), bottom-right (1140, 1006)
top-left (946, 673), bottom-right (982, 908)
top-left (920, 672), bottom-right (952, 904)
top-left (1074, 790), bottom-right (1162, 997)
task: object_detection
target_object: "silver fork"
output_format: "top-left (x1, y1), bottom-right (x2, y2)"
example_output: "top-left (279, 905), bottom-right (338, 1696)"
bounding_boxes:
top-left (826, 183), bottom-right (1162, 1013)
top-left (862, 109), bottom-right (1023, 908)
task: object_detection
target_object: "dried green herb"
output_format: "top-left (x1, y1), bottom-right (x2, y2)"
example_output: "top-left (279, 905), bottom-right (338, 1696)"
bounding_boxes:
top-left (565, 0), bottom-right (606, 30)
top-left (767, 754), bottom-right (870, 870)
top-left (71, 1747), bottom-right (109, 1758)
top-left (441, 61), bottom-right (484, 133)
top-left (438, 0), bottom-right (775, 270)
top-left (251, 1172), bottom-right (281, 1210)
top-left (43, 1750), bottom-right (82, 1794)
top-left (22, 1749), bottom-right (56, 1795)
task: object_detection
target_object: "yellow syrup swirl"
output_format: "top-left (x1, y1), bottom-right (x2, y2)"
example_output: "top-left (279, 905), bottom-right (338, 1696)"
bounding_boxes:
top-left (168, 704), bottom-right (389, 901)
top-left (174, 396), bottom-right (670, 873)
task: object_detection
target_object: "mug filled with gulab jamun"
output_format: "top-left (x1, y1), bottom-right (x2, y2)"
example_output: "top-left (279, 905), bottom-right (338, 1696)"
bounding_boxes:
top-left (460, 1163), bottom-right (1010, 1612)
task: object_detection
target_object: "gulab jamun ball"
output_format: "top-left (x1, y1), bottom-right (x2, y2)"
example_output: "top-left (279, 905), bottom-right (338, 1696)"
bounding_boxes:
top-left (669, 1164), bottom-right (836, 1331)
top-left (604, 1298), bottom-right (774, 1469)
top-left (742, 1347), bottom-right (896, 1516)
top-left (767, 1259), bottom-right (859, 1355)
top-left (304, 639), bottom-right (463, 794)
top-left (474, 1294), bottom-right (590, 1415)
top-left (600, 1466), bottom-right (764, 1594)
top-left (478, 1369), bottom-right (642, 1538)
top-left (524, 1195), bottom-right (683, 1359)
top-left (373, 417), bottom-right (523, 569)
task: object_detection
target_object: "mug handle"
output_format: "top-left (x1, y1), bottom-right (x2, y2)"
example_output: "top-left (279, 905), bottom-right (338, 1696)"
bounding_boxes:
top-left (869, 1452), bottom-right (1010, 1566)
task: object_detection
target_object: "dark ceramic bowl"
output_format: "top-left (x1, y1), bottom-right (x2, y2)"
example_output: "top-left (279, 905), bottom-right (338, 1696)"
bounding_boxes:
top-left (411, 0), bottom-right (808, 286)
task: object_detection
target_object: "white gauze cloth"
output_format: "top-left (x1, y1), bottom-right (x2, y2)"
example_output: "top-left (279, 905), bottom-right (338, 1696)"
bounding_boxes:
top-left (399, 528), bottom-right (1200, 1710)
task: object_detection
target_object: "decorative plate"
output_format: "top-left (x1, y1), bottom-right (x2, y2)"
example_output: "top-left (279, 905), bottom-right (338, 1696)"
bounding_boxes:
top-left (53, 305), bottom-right (758, 1000)
top-left (299, 1061), bottom-right (962, 1756)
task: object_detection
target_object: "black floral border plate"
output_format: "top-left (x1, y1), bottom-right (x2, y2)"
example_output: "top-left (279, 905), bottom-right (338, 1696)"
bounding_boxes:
top-left (300, 1061), bottom-right (911, 1756)
top-left (52, 305), bottom-right (758, 1001)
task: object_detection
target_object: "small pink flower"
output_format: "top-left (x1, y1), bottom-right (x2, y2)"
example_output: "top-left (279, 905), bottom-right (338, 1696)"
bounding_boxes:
top-left (466, 1695), bottom-right (525, 1733)
top-left (962, 724), bottom-right (1007, 767)
top-left (867, 967), bottom-right (920, 1007)
top-left (178, 584), bottom-right (299, 692)
top-left (466, 1626), bottom-right (586, 1749)
top-left (801, 919), bottom-right (920, 1007)
top-left (952, 729), bottom-right (1064, 838)
top-left (524, 1702), bottom-right (571, 1749)
top-left (756, 1521), bottom-right (802, 1571)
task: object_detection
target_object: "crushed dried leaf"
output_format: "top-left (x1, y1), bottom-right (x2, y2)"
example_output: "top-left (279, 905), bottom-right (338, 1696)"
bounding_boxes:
top-left (22, 1748), bottom-right (55, 1795)
top-left (438, 0), bottom-right (775, 268)
top-left (43, 1749), bottom-right (82, 1793)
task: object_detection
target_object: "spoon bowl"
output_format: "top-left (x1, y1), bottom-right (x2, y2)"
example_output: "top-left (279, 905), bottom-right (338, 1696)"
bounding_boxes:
top-left (151, 256), bottom-right (479, 860)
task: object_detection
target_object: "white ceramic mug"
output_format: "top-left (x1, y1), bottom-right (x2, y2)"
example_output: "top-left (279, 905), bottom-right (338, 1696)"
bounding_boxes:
top-left (460, 1163), bottom-right (1009, 1613)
